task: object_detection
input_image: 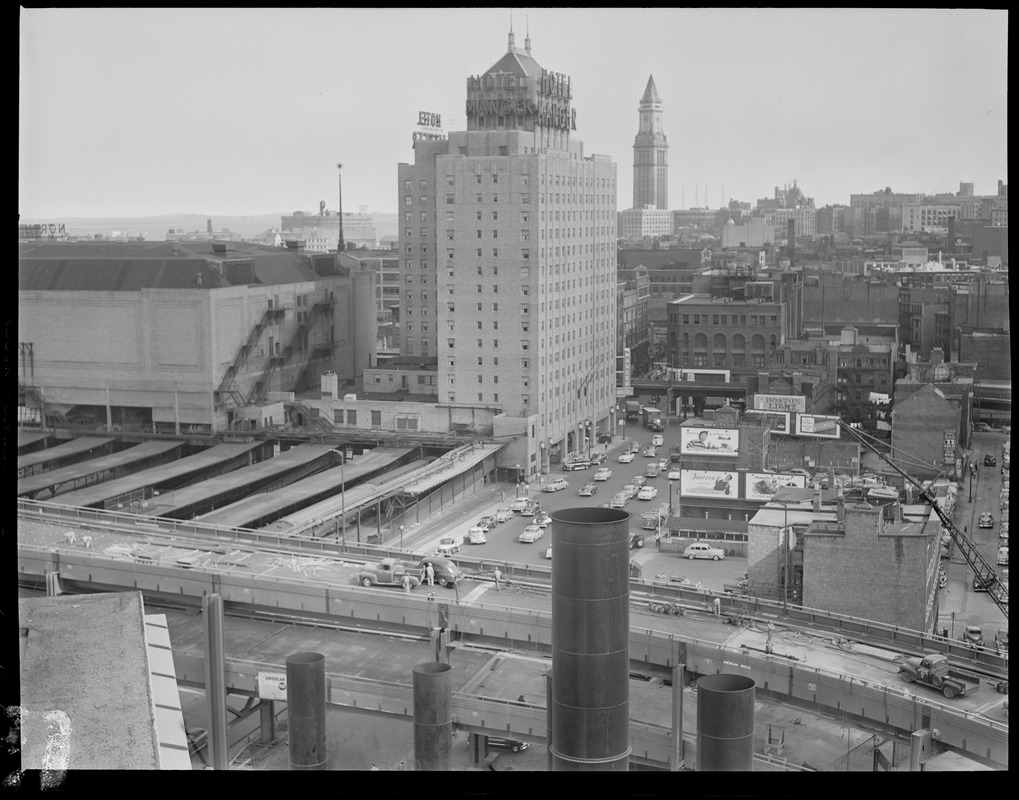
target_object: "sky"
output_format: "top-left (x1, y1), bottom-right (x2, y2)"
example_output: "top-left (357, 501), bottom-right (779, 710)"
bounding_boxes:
top-left (20, 7), bottom-right (1008, 220)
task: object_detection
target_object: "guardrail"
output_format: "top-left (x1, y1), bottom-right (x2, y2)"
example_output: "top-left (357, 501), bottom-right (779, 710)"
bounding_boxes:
top-left (18, 498), bottom-right (1008, 672)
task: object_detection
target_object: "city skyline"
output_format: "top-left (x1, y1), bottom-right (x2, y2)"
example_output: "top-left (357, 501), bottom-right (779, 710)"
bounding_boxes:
top-left (20, 8), bottom-right (1008, 220)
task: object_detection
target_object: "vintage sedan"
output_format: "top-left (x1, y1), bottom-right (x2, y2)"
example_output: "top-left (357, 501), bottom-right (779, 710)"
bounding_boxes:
top-left (578, 482), bottom-right (598, 497)
top-left (519, 525), bottom-right (545, 543)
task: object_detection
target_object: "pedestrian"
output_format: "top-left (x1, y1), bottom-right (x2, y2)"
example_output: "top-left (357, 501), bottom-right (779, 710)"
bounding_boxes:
top-left (765, 621), bottom-right (775, 654)
top-left (81, 534), bottom-right (93, 549)
top-left (713, 597), bottom-right (721, 617)
top-left (63, 531), bottom-right (76, 545)
top-left (655, 532), bottom-right (661, 550)
top-left (425, 562), bottom-right (435, 587)
top-left (493, 567), bottom-right (502, 591)
top-left (604, 442), bottom-right (608, 452)
top-left (402, 574), bottom-right (412, 593)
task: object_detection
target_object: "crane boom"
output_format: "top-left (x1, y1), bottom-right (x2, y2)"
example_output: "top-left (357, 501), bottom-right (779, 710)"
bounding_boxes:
top-left (838, 422), bottom-right (1008, 619)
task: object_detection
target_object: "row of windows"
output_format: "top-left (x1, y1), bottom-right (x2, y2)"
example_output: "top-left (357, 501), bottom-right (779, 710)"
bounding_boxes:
top-left (677, 313), bottom-right (779, 326)
top-left (333, 408), bottom-right (420, 430)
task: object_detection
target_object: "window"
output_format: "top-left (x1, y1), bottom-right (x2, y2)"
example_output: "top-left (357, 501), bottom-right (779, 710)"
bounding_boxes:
top-left (395, 415), bottom-right (419, 431)
top-left (447, 230), bottom-right (454, 240)
top-left (522, 193), bottom-right (530, 204)
top-left (493, 194), bottom-right (498, 203)
top-left (493, 230), bottom-right (498, 238)
top-left (346, 410), bottom-right (357, 426)
top-left (371, 410), bottom-right (382, 427)
top-left (419, 196), bottom-right (427, 204)
top-left (445, 194), bottom-right (454, 204)
top-left (447, 338), bottom-right (455, 348)
top-left (420, 227), bottom-right (428, 237)
top-left (499, 145), bottom-right (508, 156)
top-left (478, 284), bottom-right (483, 293)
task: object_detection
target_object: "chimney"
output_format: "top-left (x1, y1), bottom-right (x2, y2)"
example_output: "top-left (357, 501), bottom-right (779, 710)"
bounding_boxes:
top-left (207, 218), bottom-right (212, 234)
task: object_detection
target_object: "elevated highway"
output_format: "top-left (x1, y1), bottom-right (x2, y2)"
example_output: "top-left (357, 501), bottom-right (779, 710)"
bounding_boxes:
top-left (17, 500), bottom-right (1008, 769)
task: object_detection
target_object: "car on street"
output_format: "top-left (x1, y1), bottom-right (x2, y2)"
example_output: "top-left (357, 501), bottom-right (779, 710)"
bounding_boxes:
top-left (418, 556), bottom-right (464, 588)
top-left (658, 459), bottom-right (669, 472)
top-left (668, 469), bottom-right (682, 480)
top-left (627, 442), bottom-right (641, 454)
top-left (638, 486), bottom-right (658, 501)
top-left (484, 736), bottom-right (530, 753)
top-left (590, 452), bottom-right (607, 466)
top-left (985, 454), bottom-right (997, 466)
top-left (594, 467), bottom-right (613, 481)
top-left (436, 537), bottom-right (460, 555)
top-left (621, 484), bottom-right (639, 499)
top-left (466, 527), bottom-right (488, 545)
top-left (998, 546), bottom-right (1009, 565)
top-left (495, 507), bottom-right (513, 523)
top-left (961, 625), bottom-right (985, 648)
top-left (533, 511), bottom-right (552, 527)
top-left (519, 500), bottom-right (540, 516)
top-left (631, 475), bottom-right (647, 488)
top-left (979, 512), bottom-right (995, 529)
top-left (544, 478), bottom-right (569, 493)
top-left (579, 482), bottom-right (597, 497)
top-left (651, 434), bottom-right (664, 447)
top-left (973, 422), bottom-right (994, 432)
top-left (788, 468), bottom-right (813, 479)
top-left (562, 458), bottom-right (590, 472)
top-left (630, 533), bottom-right (645, 549)
top-left (683, 542), bottom-right (725, 561)
top-left (617, 452), bottom-right (635, 463)
top-left (477, 516), bottom-right (497, 531)
top-left (519, 525), bottom-right (544, 543)
top-left (643, 446), bottom-right (658, 458)
top-left (610, 492), bottom-right (629, 509)
top-left (544, 545), bottom-right (552, 559)
top-left (645, 462), bottom-right (663, 478)
top-left (510, 497), bottom-right (532, 512)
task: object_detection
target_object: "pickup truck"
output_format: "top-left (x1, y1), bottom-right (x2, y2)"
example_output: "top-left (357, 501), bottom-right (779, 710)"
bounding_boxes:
top-left (898, 653), bottom-right (981, 699)
top-left (357, 558), bottom-right (421, 589)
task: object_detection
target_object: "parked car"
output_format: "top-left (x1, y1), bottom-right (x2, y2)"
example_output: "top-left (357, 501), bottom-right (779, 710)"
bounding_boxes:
top-left (466, 527), bottom-right (488, 545)
top-left (642, 446), bottom-right (658, 458)
top-left (980, 512), bottom-right (995, 529)
top-left (610, 492), bottom-right (629, 509)
top-left (594, 467), bottom-right (613, 481)
top-left (621, 484), bottom-right (639, 499)
top-left (668, 469), bottom-right (682, 480)
top-left (638, 486), bottom-right (658, 501)
top-left (617, 452), bottom-right (635, 463)
top-left (544, 478), bottom-right (569, 492)
top-left (510, 497), bottom-right (532, 513)
top-left (519, 525), bottom-right (544, 543)
top-left (579, 482), bottom-right (597, 497)
top-left (683, 542), bottom-right (725, 561)
top-left (998, 546), bottom-right (1009, 566)
top-left (436, 537), bottom-right (460, 555)
top-left (562, 458), bottom-right (591, 472)
top-left (533, 511), bottom-right (552, 528)
top-left (630, 533), bottom-right (645, 550)
top-left (494, 507), bottom-right (513, 523)
top-left (590, 452), bottom-right (607, 466)
top-left (985, 454), bottom-right (998, 466)
top-left (973, 422), bottom-right (994, 432)
top-left (651, 434), bottom-right (664, 447)
top-left (418, 556), bottom-right (464, 588)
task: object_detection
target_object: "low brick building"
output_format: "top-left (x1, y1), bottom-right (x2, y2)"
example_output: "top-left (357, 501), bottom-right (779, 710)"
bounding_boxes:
top-left (802, 501), bottom-right (937, 632)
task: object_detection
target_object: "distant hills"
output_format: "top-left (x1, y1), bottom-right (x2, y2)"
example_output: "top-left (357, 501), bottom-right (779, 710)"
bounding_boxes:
top-left (20, 212), bottom-right (399, 242)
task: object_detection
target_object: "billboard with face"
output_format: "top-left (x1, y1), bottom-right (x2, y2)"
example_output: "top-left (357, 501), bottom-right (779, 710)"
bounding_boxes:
top-left (679, 427), bottom-right (740, 456)
top-left (680, 469), bottom-right (737, 499)
top-left (745, 472), bottom-right (808, 501)
top-left (795, 414), bottom-right (841, 439)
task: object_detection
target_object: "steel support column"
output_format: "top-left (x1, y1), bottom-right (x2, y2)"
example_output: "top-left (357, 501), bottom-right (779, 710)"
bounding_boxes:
top-left (286, 652), bottom-right (327, 770)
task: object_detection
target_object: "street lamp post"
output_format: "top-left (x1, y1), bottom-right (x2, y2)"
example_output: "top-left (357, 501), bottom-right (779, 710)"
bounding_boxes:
top-left (399, 524), bottom-right (405, 549)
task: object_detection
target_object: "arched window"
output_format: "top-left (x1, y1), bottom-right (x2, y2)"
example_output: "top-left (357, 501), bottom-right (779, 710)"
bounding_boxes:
top-left (733, 333), bottom-right (746, 351)
top-left (751, 334), bottom-right (765, 351)
top-left (713, 333), bottom-right (727, 351)
top-left (694, 333), bottom-right (708, 349)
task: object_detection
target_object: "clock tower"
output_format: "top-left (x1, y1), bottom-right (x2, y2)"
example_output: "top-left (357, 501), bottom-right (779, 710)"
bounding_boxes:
top-left (632, 74), bottom-right (668, 210)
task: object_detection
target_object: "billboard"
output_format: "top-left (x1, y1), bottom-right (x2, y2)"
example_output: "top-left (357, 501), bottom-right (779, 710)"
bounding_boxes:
top-left (795, 414), bottom-right (841, 439)
top-left (680, 469), bottom-right (737, 499)
top-left (679, 427), bottom-right (740, 456)
top-left (753, 394), bottom-right (806, 413)
top-left (745, 472), bottom-right (808, 502)
top-left (742, 409), bottom-right (791, 435)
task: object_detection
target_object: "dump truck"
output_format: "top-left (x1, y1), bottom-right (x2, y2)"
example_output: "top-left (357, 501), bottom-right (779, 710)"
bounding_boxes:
top-left (357, 557), bottom-right (421, 589)
top-left (642, 406), bottom-right (664, 431)
top-left (898, 653), bottom-right (981, 699)
top-left (624, 400), bottom-right (642, 421)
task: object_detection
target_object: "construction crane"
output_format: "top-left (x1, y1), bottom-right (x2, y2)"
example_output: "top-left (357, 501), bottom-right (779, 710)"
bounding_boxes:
top-left (838, 422), bottom-right (1008, 619)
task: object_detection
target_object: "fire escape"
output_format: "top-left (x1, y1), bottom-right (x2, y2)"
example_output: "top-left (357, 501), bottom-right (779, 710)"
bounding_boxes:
top-left (215, 306), bottom-right (288, 409)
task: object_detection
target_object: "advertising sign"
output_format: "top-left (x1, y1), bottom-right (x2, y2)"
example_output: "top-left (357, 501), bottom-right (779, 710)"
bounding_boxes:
top-left (622, 347), bottom-right (631, 388)
top-left (745, 472), bottom-right (807, 502)
top-left (742, 410), bottom-right (791, 435)
top-left (679, 427), bottom-right (740, 456)
top-left (795, 414), bottom-right (841, 439)
top-left (753, 394), bottom-right (806, 414)
top-left (681, 469), bottom-right (737, 499)
top-left (257, 671), bottom-right (288, 701)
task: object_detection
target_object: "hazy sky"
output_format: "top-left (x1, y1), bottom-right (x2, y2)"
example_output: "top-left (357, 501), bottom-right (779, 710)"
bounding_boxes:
top-left (20, 7), bottom-right (1008, 219)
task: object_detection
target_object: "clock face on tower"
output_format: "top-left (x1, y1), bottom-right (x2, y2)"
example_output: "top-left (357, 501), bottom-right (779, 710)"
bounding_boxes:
top-left (641, 114), bottom-right (649, 132)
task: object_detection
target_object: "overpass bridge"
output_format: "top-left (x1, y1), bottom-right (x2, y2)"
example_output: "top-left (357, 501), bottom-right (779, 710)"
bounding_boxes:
top-left (625, 379), bottom-right (747, 416)
top-left (17, 500), bottom-right (1008, 769)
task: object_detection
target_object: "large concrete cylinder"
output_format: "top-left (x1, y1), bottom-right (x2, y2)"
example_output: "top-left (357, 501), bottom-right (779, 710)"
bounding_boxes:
top-left (413, 662), bottom-right (452, 771)
top-left (286, 652), bottom-right (327, 770)
top-left (550, 507), bottom-right (631, 771)
top-left (696, 673), bottom-right (755, 771)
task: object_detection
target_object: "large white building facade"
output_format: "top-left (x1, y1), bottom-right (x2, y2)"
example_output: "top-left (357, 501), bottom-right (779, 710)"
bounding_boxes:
top-left (394, 30), bottom-right (618, 478)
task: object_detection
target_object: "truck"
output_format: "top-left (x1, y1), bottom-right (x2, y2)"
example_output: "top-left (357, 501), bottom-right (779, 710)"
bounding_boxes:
top-left (640, 502), bottom-right (671, 530)
top-left (669, 444), bottom-right (683, 463)
top-left (624, 400), bottom-right (642, 421)
top-left (357, 558), bottom-right (422, 589)
top-left (642, 406), bottom-right (663, 431)
top-left (898, 653), bottom-right (981, 699)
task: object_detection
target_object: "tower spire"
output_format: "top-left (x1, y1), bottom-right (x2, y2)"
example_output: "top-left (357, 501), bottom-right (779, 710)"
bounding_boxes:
top-left (525, 15), bottom-right (531, 54)
top-left (508, 12), bottom-right (515, 51)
